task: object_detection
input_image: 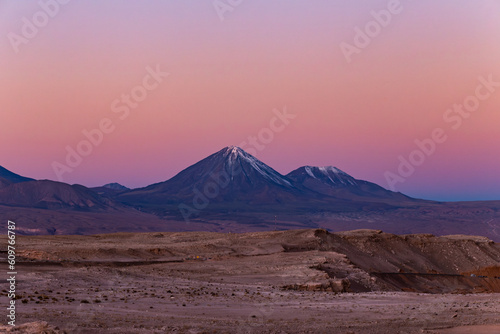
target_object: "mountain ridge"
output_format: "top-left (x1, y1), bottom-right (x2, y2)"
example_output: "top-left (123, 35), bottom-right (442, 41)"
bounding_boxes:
top-left (0, 180), bottom-right (118, 210)
top-left (118, 146), bottom-right (308, 206)
top-left (0, 165), bottom-right (34, 188)
top-left (1, 147), bottom-right (500, 241)
top-left (119, 146), bottom-right (412, 208)
top-left (287, 165), bottom-right (412, 201)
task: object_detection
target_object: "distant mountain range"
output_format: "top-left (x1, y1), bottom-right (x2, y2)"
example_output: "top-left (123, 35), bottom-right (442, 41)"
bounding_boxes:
top-left (1, 146), bottom-right (499, 240)
top-left (119, 146), bottom-right (412, 209)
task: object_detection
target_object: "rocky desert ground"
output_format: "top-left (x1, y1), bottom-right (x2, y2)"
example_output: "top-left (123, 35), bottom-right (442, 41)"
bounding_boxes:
top-left (1, 228), bottom-right (500, 333)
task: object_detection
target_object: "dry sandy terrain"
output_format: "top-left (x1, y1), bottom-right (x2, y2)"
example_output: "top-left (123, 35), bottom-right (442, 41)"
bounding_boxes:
top-left (1, 229), bottom-right (499, 333)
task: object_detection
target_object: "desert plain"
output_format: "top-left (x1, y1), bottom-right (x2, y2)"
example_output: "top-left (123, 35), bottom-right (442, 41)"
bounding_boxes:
top-left (1, 228), bottom-right (500, 333)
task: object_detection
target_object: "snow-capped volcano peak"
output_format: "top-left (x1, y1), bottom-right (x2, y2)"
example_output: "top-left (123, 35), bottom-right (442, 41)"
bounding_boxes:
top-left (222, 146), bottom-right (244, 159)
top-left (304, 166), bottom-right (349, 177)
top-left (120, 146), bottom-right (410, 207)
top-left (217, 146), bottom-right (292, 187)
top-left (220, 146), bottom-right (245, 165)
top-left (288, 165), bottom-right (358, 187)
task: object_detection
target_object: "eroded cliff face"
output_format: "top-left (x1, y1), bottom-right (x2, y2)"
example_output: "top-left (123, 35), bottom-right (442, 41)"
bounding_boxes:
top-left (306, 229), bottom-right (500, 293)
top-left (8, 228), bottom-right (500, 294)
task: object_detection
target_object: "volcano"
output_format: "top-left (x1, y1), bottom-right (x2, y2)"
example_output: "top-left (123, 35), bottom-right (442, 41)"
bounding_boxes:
top-left (117, 146), bottom-right (411, 223)
top-left (119, 146), bottom-right (305, 206)
top-left (287, 166), bottom-right (411, 201)
top-left (1, 149), bottom-right (500, 240)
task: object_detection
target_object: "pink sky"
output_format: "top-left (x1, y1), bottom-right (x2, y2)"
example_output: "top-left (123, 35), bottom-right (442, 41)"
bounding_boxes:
top-left (1, 0), bottom-right (500, 201)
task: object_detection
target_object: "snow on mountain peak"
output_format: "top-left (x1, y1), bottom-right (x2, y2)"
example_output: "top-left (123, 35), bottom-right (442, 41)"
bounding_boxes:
top-left (304, 166), bottom-right (316, 178)
top-left (218, 146), bottom-right (292, 187)
top-left (304, 165), bottom-right (347, 175)
top-left (301, 166), bottom-right (356, 186)
top-left (222, 146), bottom-right (244, 167)
top-left (222, 146), bottom-right (243, 157)
top-left (320, 166), bottom-right (348, 175)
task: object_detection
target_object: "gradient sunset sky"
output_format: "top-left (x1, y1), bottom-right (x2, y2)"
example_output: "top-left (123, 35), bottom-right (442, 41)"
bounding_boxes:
top-left (1, 0), bottom-right (500, 201)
